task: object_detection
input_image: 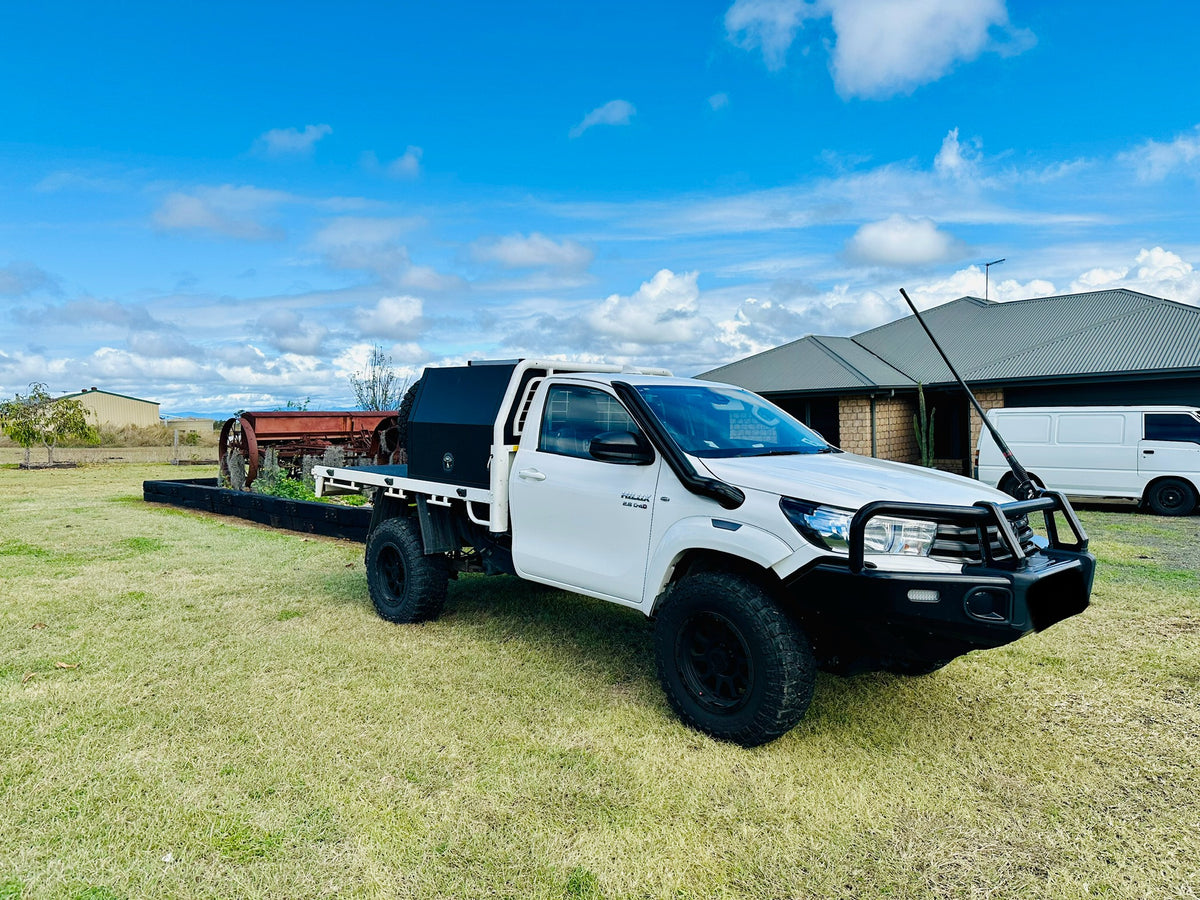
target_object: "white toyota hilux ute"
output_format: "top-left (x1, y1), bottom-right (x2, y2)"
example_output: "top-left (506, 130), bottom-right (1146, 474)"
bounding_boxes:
top-left (315, 359), bottom-right (1095, 747)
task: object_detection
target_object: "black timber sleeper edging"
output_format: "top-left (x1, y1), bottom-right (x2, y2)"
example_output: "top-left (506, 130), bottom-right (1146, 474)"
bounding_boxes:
top-left (143, 477), bottom-right (371, 542)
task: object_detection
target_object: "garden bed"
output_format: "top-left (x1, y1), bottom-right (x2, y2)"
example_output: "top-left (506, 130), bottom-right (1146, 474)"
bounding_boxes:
top-left (142, 476), bottom-right (370, 541)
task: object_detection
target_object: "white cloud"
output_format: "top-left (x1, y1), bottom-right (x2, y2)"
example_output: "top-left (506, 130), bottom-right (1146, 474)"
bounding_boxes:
top-left (310, 216), bottom-right (439, 286)
top-left (361, 147), bottom-right (424, 178)
top-left (933, 127), bottom-right (981, 181)
top-left (0, 261), bottom-right (58, 297)
top-left (312, 217), bottom-right (419, 251)
top-left (253, 124), bottom-right (332, 157)
top-left (708, 92), bottom-right (731, 111)
top-left (908, 265), bottom-right (1056, 306)
top-left (1070, 247), bottom-right (1200, 305)
top-left (587, 269), bottom-right (708, 345)
top-left (153, 185), bottom-right (292, 240)
top-left (307, 216), bottom-right (420, 280)
top-left (255, 308), bottom-right (329, 355)
top-left (724, 0), bottom-right (817, 70)
top-left (34, 171), bottom-right (122, 193)
top-left (355, 295), bottom-right (425, 339)
top-left (569, 100), bottom-right (636, 139)
top-left (389, 146), bottom-right (423, 178)
top-left (826, 0), bottom-right (1029, 99)
top-left (846, 214), bottom-right (963, 266)
top-left (398, 265), bottom-right (463, 292)
top-left (725, 0), bottom-right (1034, 99)
top-left (1121, 125), bottom-right (1200, 183)
top-left (471, 232), bottom-right (593, 270)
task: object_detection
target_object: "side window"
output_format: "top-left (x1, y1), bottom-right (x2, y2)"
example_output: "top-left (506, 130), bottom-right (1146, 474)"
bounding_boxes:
top-left (1145, 413), bottom-right (1200, 444)
top-left (538, 386), bottom-right (639, 459)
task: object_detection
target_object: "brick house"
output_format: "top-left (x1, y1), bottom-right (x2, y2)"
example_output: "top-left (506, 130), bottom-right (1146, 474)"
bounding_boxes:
top-left (700, 289), bottom-right (1200, 475)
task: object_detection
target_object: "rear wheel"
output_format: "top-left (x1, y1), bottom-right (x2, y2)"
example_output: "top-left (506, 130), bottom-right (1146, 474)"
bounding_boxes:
top-left (653, 572), bottom-right (815, 747)
top-left (365, 516), bottom-right (448, 623)
top-left (1146, 478), bottom-right (1197, 516)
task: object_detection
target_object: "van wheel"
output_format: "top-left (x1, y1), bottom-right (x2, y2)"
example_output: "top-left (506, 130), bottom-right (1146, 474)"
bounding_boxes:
top-left (1146, 478), bottom-right (1197, 516)
top-left (653, 572), bottom-right (815, 747)
top-left (365, 516), bottom-right (448, 622)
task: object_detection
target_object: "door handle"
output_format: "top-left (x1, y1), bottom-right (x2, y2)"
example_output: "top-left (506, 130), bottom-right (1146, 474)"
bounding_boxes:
top-left (517, 468), bottom-right (547, 481)
top-left (1143, 450), bottom-right (1155, 455)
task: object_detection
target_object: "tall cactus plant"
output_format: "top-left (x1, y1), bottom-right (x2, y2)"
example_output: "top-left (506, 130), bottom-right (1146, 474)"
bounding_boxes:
top-left (913, 383), bottom-right (936, 468)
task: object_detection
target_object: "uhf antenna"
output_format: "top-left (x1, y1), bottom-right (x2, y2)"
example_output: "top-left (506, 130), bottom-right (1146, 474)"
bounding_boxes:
top-left (899, 288), bottom-right (1037, 501)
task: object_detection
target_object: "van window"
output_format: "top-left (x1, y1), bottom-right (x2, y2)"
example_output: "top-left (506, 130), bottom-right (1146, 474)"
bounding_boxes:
top-left (1057, 414), bottom-right (1125, 444)
top-left (999, 414), bottom-right (1052, 442)
top-left (1144, 413), bottom-right (1200, 444)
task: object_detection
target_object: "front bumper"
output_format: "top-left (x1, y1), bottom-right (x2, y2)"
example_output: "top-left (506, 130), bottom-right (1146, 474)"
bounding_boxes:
top-left (785, 491), bottom-right (1096, 674)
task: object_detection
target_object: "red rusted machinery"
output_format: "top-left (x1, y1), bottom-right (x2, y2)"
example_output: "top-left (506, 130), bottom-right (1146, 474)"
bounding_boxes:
top-left (218, 411), bottom-right (399, 487)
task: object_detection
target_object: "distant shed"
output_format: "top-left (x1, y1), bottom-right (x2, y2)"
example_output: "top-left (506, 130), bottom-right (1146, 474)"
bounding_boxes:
top-left (57, 387), bottom-right (161, 428)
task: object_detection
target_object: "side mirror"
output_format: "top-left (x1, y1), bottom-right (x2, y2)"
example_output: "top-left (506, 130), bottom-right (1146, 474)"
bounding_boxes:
top-left (589, 430), bottom-right (654, 465)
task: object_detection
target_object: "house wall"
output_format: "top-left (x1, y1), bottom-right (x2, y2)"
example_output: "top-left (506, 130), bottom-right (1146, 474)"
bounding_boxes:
top-left (967, 389), bottom-right (1005, 464)
top-left (838, 395), bottom-right (920, 463)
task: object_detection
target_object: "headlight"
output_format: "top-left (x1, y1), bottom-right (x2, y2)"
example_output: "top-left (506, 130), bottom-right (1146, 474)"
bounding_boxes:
top-left (780, 498), bottom-right (937, 557)
top-left (780, 498), bottom-right (852, 552)
top-left (862, 516), bottom-right (937, 556)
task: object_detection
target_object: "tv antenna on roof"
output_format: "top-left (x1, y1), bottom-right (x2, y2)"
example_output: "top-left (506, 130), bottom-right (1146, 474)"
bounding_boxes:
top-left (984, 258), bottom-right (1005, 301)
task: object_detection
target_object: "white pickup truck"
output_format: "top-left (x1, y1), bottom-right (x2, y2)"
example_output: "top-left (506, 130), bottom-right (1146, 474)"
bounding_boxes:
top-left (315, 359), bottom-right (1094, 746)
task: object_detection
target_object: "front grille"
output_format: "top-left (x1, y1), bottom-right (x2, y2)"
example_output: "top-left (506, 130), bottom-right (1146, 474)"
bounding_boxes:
top-left (931, 514), bottom-right (1038, 565)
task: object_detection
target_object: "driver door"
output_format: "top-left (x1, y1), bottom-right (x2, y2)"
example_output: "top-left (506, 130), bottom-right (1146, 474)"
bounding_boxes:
top-left (509, 384), bottom-right (661, 605)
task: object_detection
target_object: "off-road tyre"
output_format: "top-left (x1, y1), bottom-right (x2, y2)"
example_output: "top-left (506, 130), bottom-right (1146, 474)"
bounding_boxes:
top-left (365, 516), bottom-right (449, 623)
top-left (395, 379), bottom-right (422, 460)
top-left (1146, 477), bottom-right (1197, 517)
top-left (653, 572), bottom-right (815, 747)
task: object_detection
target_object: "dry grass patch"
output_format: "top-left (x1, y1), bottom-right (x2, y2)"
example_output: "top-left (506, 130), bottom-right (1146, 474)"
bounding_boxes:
top-left (1, 465), bottom-right (1197, 898)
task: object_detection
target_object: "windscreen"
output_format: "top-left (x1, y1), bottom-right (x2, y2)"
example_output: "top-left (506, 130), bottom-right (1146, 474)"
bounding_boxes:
top-left (635, 384), bottom-right (833, 458)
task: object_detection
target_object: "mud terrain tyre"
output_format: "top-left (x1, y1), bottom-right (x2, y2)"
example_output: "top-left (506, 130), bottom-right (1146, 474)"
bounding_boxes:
top-left (653, 572), bottom-right (815, 747)
top-left (365, 516), bottom-right (448, 623)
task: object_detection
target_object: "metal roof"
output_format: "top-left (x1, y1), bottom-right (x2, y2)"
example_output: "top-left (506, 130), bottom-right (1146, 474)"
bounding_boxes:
top-left (701, 334), bottom-right (913, 393)
top-left (702, 289), bottom-right (1200, 393)
top-left (56, 388), bottom-right (159, 405)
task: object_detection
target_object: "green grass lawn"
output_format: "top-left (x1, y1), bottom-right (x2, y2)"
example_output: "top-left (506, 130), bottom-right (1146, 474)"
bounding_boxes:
top-left (2, 465), bottom-right (1197, 899)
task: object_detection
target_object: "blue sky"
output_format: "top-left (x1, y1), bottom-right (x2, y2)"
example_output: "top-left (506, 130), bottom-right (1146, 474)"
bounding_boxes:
top-left (2, 0), bottom-right (1199, 416)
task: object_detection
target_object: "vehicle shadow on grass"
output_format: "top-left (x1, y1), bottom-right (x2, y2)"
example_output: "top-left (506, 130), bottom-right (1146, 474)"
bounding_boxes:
top-left (420, 572), bottom-right (972, 749)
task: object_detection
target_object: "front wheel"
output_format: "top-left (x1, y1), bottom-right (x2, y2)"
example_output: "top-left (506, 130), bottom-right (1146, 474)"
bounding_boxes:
top-left (1146, 478), bottom-right (1197, 516)
top-left (653, 572), bottom-right (815, 747)
top-left (365, 517), bottom-right (449, 623)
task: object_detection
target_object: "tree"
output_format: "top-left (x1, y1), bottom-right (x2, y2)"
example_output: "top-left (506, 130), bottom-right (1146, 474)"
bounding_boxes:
top-left (350, 344), bottom-right (405, 410)
top-left (0, 383), bottom-right (99, 466)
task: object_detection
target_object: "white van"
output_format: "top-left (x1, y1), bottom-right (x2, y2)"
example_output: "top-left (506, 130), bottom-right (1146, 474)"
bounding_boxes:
top-left (977, 406), bottom-right (1200, 516)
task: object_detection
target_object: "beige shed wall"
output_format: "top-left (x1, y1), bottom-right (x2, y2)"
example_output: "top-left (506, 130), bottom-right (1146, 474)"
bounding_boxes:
top-left (72, 392), bottom-right (161, 428)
